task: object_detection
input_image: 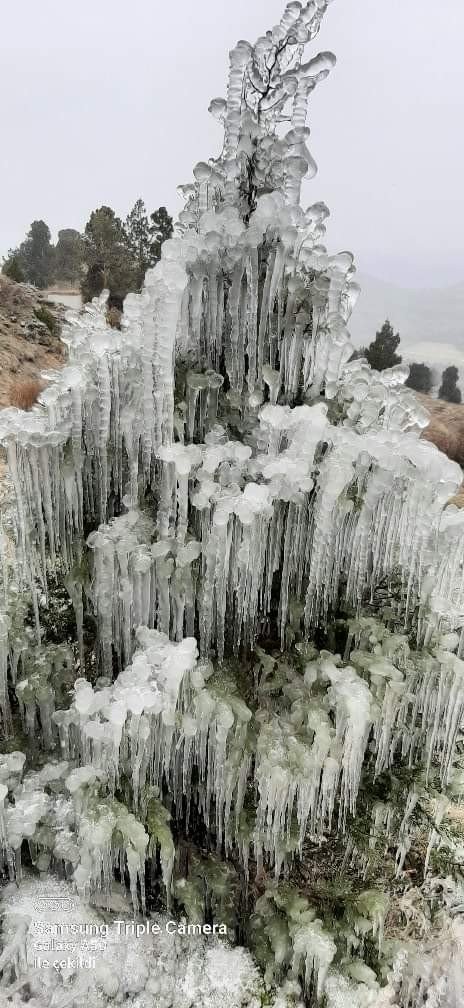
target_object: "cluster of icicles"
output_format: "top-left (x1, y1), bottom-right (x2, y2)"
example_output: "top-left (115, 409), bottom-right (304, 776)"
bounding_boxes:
top-left (0, 365), bottom-right (462, 739)
top-left (0, 751), bottom-right (150, 916)
top-left (2, 620), bottom-right (462, 896)
top-left (0, 1), bottom-right (463, 696)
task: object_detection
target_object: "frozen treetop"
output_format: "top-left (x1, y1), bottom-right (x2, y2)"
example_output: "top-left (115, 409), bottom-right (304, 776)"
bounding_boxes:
top-left (181, 0), bottom-right (337, 219)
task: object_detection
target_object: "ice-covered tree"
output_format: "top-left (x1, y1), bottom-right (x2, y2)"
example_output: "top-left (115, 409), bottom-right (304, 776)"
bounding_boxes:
top-left (1, 4), bottom-right (464, 1008)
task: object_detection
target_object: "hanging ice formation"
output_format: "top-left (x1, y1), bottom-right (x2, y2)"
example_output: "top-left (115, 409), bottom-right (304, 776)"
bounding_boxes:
top-left (1, 2), bottom-right (464, 1006)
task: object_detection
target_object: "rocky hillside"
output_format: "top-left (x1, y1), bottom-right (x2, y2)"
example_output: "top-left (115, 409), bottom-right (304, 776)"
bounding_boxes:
top-left (0, 275), bottom-right (65, 408)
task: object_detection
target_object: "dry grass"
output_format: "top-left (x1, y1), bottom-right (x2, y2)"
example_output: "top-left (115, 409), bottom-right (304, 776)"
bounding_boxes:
top-left (106, 306), bottom-right (122, 330)
top-left (417, 393), bottom-right (464, 467)
top-left (449, 487), bottom-right (464, 508)
top-left (413, 394), bottom-right (464, 508)
top-left (415, 395), bottom-right (464, 508)
top-left (9, 378), bottom-right (44, 410)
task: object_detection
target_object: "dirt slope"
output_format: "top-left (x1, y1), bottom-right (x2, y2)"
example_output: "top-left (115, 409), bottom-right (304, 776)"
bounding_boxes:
top-left (417, 393), bottom-right (464, 506)
top-left (0, 275), bottom-right (65, 408)
top-left (417, 393), bottom-right (464, 467)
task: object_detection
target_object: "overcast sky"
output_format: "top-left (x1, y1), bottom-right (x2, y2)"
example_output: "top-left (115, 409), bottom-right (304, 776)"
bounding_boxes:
top-left (1, 0), bottom-right (463, 288)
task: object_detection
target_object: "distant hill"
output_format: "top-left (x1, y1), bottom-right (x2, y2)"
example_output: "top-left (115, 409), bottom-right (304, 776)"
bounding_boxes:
top-left (350, 272), bottom-right (464, 351)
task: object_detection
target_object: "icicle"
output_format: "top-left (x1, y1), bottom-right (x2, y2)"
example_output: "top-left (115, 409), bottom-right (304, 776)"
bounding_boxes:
top-left (0, 611), bottom-right (11, 734)
top-left (291, 917), bottom-right (336, 999)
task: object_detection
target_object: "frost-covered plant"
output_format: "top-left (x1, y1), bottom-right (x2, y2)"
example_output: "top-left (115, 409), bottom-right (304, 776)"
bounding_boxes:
top-left (1, 2), bottom-right (464, 1007)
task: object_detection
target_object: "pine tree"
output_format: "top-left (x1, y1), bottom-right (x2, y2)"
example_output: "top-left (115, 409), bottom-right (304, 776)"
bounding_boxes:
top-left (405, 361), bottom-right (432, 394)
top-left (81, 205), bottom-right (135, 306)
top-left (438, 365), bottom-right (462, 404)
top-left (124, 198), bottom-right (152, 289)
top-left (54, 228), bottom-right (84, 285)
top-left (18, 220), bottom-right (55, 289)
top-left (365, 319), bottom-right (402, 371)
top-left (149, 205), bottom-right (173, 262)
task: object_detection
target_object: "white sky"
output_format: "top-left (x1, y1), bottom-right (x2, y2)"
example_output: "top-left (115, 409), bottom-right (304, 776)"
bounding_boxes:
top-left (1, 0), bottom-right (463, 288)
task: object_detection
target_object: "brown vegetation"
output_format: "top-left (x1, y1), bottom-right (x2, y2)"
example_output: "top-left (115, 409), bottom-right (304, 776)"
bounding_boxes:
top-left (417, 393), bottom-right (464, 468)
top-left (106, 305), bottom-right (122, 330)
top-left (416, 393), bottom-right (464, 507)
top-left (9, 378), bottom-right (44, 411)
top-left (449, 487), bottom-right (464, 508)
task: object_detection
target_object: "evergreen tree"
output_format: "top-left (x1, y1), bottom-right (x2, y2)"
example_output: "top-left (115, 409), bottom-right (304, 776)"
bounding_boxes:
top-left (125, 198), bottom-right (152, 289)
top-left (18, 220), bottom-right (55, 289)
top-left (54, 228), bottom-right (84, 285)
top-left (438, 365), bottom-right (462, 404)
top-left (150, 205), bottom-right (173, 262)
top-left (80, 261), bottom-right (105, 304)
top-left (81, 206), bottom-right (134, 307)
top-left (405, 361), bottom-right (432, 394)
top-left (2, 250), bottom-right (25, 283)
top-left (365, 319), bottom-right (401, 371)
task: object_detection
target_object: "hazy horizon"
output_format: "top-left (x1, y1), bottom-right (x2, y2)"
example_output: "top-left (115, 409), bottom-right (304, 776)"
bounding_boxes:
top-left (1, 0), bottom-right (464, 290)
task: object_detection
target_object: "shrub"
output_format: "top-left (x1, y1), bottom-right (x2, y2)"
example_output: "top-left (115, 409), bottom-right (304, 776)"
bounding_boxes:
top-left (438, 365), bottom-right (462, 404)
top-left (2, 253), bottom-right (25, 283)
top-left (9, 378), bottom-right (44, 410)
top-left (106, 306), bottom-right (122, 329)
top-left (405, 361), bottom-right (432, 393)
top-left (33, 305), bottom-right (59, 336)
